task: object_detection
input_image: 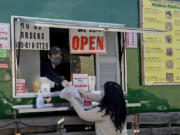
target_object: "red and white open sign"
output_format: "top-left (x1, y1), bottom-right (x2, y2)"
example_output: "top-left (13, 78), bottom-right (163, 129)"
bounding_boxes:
top-left (70, 29), bottom-right (106, 54)
top-left (16, 79), bottom-right (25, 93)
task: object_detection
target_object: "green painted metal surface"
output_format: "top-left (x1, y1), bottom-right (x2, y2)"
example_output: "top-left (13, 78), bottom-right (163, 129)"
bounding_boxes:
top-left (0, 0), bottom-right (180, 119)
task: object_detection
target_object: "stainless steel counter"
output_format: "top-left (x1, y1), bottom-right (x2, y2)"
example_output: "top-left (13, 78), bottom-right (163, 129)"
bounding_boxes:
top-left (13, 102), bottom-right (141, 114)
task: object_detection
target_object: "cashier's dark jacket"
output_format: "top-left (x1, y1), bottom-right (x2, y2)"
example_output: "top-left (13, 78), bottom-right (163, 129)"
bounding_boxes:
top-left (41, 61), bottom-right (64, 91)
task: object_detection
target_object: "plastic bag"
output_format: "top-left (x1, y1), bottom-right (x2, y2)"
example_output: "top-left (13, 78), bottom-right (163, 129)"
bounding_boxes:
top-left (59, 86), bottom-right (81, 99)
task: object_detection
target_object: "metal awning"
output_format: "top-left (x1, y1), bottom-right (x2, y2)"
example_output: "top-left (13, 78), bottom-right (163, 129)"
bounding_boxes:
top-left (12, 16), bottom-right (165, 34)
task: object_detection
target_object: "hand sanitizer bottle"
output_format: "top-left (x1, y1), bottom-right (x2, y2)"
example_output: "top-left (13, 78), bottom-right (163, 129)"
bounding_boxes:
top-left (36, 92), bottom-right (44, 108)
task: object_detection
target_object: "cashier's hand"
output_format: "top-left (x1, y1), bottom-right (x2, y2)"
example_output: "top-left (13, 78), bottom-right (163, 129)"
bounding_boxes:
top-left (62, 80), bottom-right (70, 87)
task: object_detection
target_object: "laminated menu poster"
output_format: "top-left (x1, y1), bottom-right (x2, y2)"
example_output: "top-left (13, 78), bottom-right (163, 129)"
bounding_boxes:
top-left (141, 0), bottom-right (180, 85)
top-left (72, 73), bottom-right (92, 109)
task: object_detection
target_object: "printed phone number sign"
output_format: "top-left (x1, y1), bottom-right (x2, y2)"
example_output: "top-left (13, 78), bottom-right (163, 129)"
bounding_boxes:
top-left (15, 21), bottom-right (50, 50)
top-left (70, 29), bottom-right (106, 54)
top-left (0, 23), bottom-right (10, 49)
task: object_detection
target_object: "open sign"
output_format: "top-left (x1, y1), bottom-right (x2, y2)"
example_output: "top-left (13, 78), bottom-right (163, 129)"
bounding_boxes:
top-left (70, 29), bottom-right (106, 54)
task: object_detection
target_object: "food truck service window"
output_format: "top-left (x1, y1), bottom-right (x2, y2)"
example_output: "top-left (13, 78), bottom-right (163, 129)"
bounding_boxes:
top-left (11, 16), bottom-right (127, 98)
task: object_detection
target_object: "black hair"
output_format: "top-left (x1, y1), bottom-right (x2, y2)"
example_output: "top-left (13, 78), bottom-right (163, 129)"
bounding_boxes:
top-left (99, 81), bottom-right (127, 132)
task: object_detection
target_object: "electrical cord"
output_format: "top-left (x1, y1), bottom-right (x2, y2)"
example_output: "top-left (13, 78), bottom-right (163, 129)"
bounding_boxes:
top-left (121, 32), bottom-right (125, 61)
top-left (16, 18), bottom-right (23, 66)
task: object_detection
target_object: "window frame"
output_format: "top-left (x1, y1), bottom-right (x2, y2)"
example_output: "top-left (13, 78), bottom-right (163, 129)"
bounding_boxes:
top-left (11, 16), bottom-right (132, 98)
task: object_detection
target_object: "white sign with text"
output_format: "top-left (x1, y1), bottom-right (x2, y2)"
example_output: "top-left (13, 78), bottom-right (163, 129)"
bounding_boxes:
top-left (15, 21), bottom-right (50, 50)
top-left (72, 73), bottom-right (89, 91)
top-left (72, 73), bottom-right (92, 109)
top-left (0, 23), bottom-right (10, 49)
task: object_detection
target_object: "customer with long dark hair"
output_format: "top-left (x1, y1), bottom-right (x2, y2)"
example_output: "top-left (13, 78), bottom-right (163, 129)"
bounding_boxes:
top-left (61, 81), bottom-right (127, 135)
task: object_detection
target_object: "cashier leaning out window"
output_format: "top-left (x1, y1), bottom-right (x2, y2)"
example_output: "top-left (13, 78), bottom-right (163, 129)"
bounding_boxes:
top-left (61, 81), bottom-right (127, 135)
top-left (41, 46), bottom-right (69, 90)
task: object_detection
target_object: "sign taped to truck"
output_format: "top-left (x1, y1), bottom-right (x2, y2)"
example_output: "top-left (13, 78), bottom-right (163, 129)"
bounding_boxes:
top-left (70, 29), bottom-right (106, 54)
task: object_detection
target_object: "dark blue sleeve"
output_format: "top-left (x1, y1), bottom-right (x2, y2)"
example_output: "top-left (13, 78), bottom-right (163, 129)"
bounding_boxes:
top-left (41, 63), bottom-right (64, 84)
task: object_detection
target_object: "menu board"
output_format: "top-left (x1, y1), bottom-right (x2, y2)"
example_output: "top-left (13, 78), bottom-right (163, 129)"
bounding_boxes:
top-left (141, 0), bottom-right (180, 85)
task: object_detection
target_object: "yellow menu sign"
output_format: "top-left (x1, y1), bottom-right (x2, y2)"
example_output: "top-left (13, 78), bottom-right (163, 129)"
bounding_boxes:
top-left (142, 0), bottom-right (180, 85)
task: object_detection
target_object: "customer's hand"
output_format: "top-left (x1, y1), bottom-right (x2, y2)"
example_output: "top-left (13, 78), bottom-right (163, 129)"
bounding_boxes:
top-left (44, 97), bottom-right (52, 103)
top-left (62, 80), bottom-right (70, 87)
